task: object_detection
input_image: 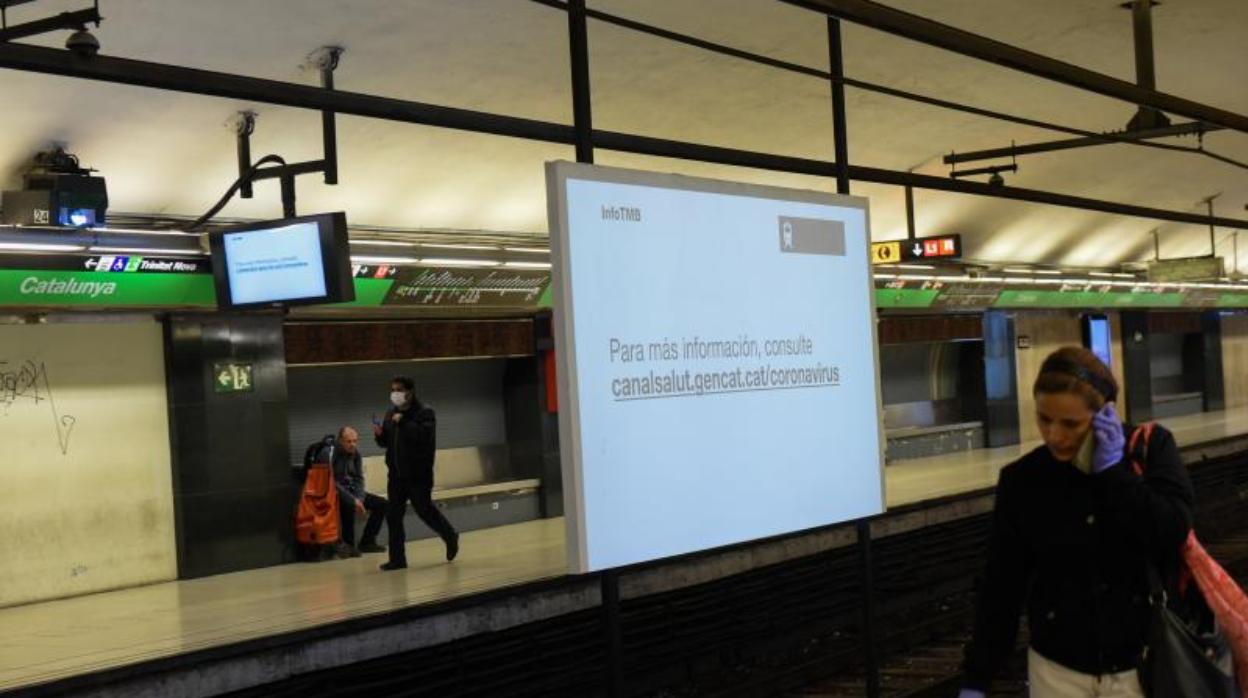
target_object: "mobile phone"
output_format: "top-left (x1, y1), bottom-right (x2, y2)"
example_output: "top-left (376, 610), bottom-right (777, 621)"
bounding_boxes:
top-left (371, 413), bottom-right (381, 426)
top-left (1073, 429), bottom-right (1095, 473)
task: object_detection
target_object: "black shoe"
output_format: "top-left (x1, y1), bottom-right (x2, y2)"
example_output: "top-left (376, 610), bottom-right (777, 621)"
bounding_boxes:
top-left (445, 532), bottom-right (460, 562)
top-left (379, 561), bottom-right (407, 571)
top-left (358, 542), bottom-right (386, 554)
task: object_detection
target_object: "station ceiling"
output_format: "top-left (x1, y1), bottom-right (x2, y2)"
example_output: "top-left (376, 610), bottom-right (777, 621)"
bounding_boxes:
top-left (0, 0), bottom-right (1245, 271)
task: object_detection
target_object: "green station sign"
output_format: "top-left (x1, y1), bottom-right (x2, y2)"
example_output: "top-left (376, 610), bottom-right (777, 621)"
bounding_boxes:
top-left (0, 257), bottom-right (553, 311)
top-left (0, 255), bottom-right (216, 307)
top-left (872, 278), bottom-right (1228, 311)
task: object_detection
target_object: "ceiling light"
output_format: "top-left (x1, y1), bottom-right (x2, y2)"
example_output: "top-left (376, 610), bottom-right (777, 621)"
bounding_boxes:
top-left (1089, 272), bottom-right (1114, 277)
top-left (503, 261), bottom-right (552, 269)
top-left (420, 243), bottom-right (499, 251)
top-left (1002, 267), bottom-right (1034, 274)
top-left (90, 246), bottom-right (203, 256)
top-left (893, 264), bottom-right (935, 270)
top-left (89, 226), bottom-right (192, 237)
top-left (420, 257), bottom-right (501, 267)
top-left (504, 246), bottom-right (550, 254)
top-left (1112, 273), bottom-right (1136, 279)
top-left (1033, 269), bottom-right (1063, 275)
top-left (350, 255), bottom-right (419, 264)
top-left (0, 242), bottom-right (86, 252)
top-left (350, 239), bottom-right (418, 248)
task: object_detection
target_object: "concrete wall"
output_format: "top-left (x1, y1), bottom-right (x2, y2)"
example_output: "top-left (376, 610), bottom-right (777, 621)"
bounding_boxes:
top-left (0, 321), bottom-right (176, 608)
top-left (1223, 312), bottom-right (1248, 409)
top-left (1013, 312), bottom-right (1083, 443)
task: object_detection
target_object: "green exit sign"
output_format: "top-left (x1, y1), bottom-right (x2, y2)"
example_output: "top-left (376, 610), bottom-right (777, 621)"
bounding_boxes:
top-left (213, 362), bottom-right (254, 393)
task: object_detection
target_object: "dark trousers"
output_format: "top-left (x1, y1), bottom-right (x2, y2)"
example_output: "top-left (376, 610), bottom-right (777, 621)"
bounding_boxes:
top-left (339, 492), bottom-right (387, 547)
top-left (387, 477), bottom-right (457, 565)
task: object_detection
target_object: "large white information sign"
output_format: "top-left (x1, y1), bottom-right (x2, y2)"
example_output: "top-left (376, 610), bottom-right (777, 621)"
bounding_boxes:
top-left (547, 162), bottom-right (884, 574)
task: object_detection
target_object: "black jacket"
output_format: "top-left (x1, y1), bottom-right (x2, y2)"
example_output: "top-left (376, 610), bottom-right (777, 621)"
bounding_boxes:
top-left (375, 401), bottom-right (437, 483)
top-left (326, 445), bottom-right (365, 503)
top-left (962, 424), bottom-right (1193, 690)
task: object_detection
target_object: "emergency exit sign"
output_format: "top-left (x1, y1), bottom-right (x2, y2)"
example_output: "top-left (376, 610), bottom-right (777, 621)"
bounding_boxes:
top-left (871, 234), bottom-right (961, 265)
top-left (213, 362), bottom-right (254, 393)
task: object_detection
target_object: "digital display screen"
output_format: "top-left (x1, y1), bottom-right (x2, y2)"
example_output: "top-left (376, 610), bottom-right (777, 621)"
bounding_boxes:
top-left (1084, 314), bottom-right (1112, 368)
top-left (222, 222), bottom-right (327, 305)
top-left (547, 162), bottom-right (884, 574)
top-left (209, 212), bottom-right (353, 309)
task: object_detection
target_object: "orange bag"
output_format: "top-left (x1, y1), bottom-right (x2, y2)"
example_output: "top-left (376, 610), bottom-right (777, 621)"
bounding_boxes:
top-left (295, 464), bottom-right (340, 545)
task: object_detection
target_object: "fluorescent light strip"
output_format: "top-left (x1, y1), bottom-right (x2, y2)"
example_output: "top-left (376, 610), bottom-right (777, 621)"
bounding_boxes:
top-left (420, 257), bottom-right (501, 267)
top-left (350, 255), bottom-right (420, 264)
top-left (502, 261), bottom-right (552, 269)
top-left (1089, 272), bottom-right (1114, 278)
top-left (1033, 269), bottom-right (1063, 275)
top-left (504, 246), bottom-right (550, 254)
top-left (420, 243), bottom-right (499, 251)
top-left (893, 264), bottom-right (935, 270)
top-left (0, 242), bottom-right (86, 252)
top-left (90, 246), bottom-right (203, 256)
top-left (89, 227), bottom-right (191, 237)
top-left (350, 239), bottom-right (418, 248)
top-left (1002, 267), bottom-right (1034, 274)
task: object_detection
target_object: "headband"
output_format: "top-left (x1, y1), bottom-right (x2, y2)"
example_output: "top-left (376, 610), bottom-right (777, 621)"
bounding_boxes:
top-left (1040, 357), bottom-right (1118, 403)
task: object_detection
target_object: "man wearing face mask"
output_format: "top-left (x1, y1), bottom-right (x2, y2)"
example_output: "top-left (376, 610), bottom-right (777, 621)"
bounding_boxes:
top-left (374, 376), bottom-right (460, 571)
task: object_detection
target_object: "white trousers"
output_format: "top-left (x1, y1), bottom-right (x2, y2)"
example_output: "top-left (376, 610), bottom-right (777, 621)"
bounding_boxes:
top-left (1028, 648), bottom-right (1145, 698)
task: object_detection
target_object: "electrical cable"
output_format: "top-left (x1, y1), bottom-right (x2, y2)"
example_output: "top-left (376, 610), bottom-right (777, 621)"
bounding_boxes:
top-left (181, 154), bottom-right (286, 231)
top-left (527, 0), bottom-right (1248, 171)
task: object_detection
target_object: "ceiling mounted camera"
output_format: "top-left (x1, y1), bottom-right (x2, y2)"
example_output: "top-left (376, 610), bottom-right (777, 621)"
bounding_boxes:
top-left (65, 27), bottom-right (100, 58)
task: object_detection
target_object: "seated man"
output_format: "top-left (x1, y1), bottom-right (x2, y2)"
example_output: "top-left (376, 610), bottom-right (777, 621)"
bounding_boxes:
top-left (327, 427), bottom-right (388, 556)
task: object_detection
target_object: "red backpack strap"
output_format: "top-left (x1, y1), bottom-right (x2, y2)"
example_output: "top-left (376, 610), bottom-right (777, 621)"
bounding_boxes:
top-left (1127, 422), bottom-right (1156, 476)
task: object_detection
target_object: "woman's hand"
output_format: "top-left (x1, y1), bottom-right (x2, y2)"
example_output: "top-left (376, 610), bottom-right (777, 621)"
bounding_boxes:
top-left (1092, 403), bottom-right (1126, 473)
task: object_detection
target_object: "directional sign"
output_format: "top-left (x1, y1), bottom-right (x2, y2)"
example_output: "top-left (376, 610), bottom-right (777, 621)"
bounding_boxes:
top-left (871, 234), bottom-right (961, 265)
top-left (213, 362), bottom-right (254, 393)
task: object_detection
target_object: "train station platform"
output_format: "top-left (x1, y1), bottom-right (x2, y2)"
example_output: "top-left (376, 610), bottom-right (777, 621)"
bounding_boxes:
top-left (4, 407), bottom-right (1248, 697)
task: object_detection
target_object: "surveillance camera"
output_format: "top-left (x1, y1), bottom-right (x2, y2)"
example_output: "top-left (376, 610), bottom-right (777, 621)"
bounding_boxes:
top-left (65, 29), bottom-right (100, 58)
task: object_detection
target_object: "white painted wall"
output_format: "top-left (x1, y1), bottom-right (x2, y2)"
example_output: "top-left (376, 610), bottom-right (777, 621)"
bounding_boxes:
top-left (0, 321), bottom-right (176, 608)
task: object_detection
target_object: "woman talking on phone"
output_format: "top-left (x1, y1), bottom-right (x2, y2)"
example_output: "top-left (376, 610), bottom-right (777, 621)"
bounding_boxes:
top-left (959, 347), bottom-right (1194, 698)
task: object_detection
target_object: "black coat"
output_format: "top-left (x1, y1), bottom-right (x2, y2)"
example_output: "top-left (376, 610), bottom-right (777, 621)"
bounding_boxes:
top-left (962, 424), bottom-right (1193, 690)
top-left (375, 401), bottom-right (437, 484)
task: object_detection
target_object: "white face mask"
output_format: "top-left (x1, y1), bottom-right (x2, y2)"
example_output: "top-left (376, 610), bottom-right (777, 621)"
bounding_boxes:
top-left (389, 391), bottom-right (407, 408)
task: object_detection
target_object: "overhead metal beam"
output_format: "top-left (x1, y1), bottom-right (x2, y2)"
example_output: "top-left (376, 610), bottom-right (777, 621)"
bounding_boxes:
top-left (0, 41), bottom-right (574, 145)
top-left (779, 0), bottom-right (1248, 135)
top-left (0, 7), bottom-right (99, 42)
top-left (944, 122), bottom-right (1217, 165)
top-left (592, 130), bottom-right (1248, 229)
top-left (1, 41), bottom-right (1246, 230)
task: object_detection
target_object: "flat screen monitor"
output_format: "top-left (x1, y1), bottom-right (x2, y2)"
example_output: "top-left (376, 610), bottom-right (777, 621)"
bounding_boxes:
top-left (546, 161), bottom-right (884, 574)
top-left (209, 212), bottom-right (354, 309)
top-left (1082, 313), bottom-right (1112, 369)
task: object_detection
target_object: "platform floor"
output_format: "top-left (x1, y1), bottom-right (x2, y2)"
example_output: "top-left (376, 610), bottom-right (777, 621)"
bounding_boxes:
top-left (3, 407), bottom-right (1247, 694)
top-left (0, 518), bottom-right (567, 693)
top-left (885, 406), bottom-right (1248, 507)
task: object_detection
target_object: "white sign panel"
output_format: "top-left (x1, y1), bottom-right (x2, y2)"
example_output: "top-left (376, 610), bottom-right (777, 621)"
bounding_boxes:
top-left (547, 162), bottom-right (884, 574)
